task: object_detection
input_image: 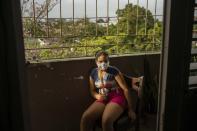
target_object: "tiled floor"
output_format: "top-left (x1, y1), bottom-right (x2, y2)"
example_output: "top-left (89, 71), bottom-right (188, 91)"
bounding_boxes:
top-left (127, 113), bottom-right (157, 131)
top-left (140, 113), bottom-right (157, 131)
top-left (95, 113), bottom-right (157, 131)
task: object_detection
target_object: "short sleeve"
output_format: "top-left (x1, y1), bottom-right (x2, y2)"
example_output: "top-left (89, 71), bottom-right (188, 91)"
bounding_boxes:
top-left (90, 68), bottom-right (97, 80)
top-left (108, 66), bottom-right (120, 76)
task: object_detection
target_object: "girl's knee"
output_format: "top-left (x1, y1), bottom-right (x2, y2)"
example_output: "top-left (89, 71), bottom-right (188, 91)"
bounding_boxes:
top-left (80, 111), bottom-right (95, 131)
top-left (81, 111), bottom-right (95, 124)
top-left (81, 112), bottom-right (90, 122)
top-left (102, 116), bottom-right (114, 128)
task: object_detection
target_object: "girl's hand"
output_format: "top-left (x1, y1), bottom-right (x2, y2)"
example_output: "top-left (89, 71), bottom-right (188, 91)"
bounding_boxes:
top-left (96, 94), bottom-right (108, 100)
top-left (128, 109), bottom-right (136, 122)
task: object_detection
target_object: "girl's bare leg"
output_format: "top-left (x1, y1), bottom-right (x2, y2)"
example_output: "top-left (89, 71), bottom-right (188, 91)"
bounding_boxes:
top-left (102, 103), bottom-right (124, 131)
top-left (80, 101), bottom-right (105, 131)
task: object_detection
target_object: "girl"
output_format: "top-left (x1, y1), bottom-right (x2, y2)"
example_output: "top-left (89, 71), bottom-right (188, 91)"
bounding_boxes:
top-left (80, 51), bottom-right (136, 131)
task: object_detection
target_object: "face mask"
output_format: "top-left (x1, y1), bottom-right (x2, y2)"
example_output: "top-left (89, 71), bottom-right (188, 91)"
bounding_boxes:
top-left (97, 61), bottom-right (109, 70)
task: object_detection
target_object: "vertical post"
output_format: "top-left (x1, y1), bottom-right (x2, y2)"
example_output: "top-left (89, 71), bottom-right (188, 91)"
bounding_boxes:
top-left (117, 0), bottom-right (120, 35)
top-left (136, 0), bottom-right (139, 35)
top-left (0, 0), bottom-right (29, 130)
top-left (96, 0), bottom-right (98, 36)
top-left (153, 0), bottom-right (158, 49)
top-left (46, 0), bottom-right (49, 37)
top-left (127, 0), bottom-right (130, 35)
top-left (117, 0), bottom-right (120, 54)
top-left (157, 0), bottom-right (194, 131)
top-left (60, 0), bottom-right (62, 37)
top-left (85, 0), bottom-right (87, 36)
top-left (73, 0), bottom-right (75, 35)
top-left (33, 0), bottom-right (36, 37)
top-left (107, 0), bottom-right (109, 35)
top-left (85, 0), bottom-right (87, 56)
top-left (145, 0), bottom-right (148, 35)
top-left (72, 0), bottom-right (75, 44)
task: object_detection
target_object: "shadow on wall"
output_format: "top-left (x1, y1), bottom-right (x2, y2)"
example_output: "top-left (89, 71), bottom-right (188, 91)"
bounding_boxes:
top-left (26, 53), bottom-right (160, 131)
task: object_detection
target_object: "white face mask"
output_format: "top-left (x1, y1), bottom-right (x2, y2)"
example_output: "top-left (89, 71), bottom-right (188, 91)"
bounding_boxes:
top-left (97, 61), bottom-right (109, 70)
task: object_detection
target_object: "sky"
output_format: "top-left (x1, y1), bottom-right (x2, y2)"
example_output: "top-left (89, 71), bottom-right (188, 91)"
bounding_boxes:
top-left (23, 0), bottom-right (164, 20)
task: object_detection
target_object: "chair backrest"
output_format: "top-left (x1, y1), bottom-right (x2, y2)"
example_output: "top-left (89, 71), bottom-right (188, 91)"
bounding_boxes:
top-left (122, 74), bottom-right (133, 88)
top-left (122, 74), bottom-right (144, 112)
top-left (123, 74), bottom-right (144, 96)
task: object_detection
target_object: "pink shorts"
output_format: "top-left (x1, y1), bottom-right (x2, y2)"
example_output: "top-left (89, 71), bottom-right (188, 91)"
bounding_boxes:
top-left (96, 89), bottom-right (127, 109)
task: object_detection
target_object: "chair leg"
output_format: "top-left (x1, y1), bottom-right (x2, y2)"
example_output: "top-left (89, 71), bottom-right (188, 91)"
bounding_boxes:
top-left (134, 114), bottom-right (140, 131)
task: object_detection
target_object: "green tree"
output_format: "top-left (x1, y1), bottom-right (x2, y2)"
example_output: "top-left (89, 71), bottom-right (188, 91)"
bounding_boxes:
top-left (133, 22), bottom-right (162, 51)
top-left (116, 4), bottom-right (154, 35)
top-left (70, 3), bottom-right (162, 57)
top-left (23, 3), bottom-right (162, 61)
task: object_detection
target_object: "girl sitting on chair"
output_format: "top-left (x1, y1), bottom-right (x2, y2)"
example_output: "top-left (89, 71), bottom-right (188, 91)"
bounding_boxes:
top-left (80, 50), bottom-right (140, 131)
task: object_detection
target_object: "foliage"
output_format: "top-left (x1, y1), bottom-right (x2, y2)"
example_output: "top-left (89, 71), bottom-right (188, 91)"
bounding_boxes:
top-left (22, 3), bottom-right (162, 61)
top-left (116, 4), bottom-right (154, 34)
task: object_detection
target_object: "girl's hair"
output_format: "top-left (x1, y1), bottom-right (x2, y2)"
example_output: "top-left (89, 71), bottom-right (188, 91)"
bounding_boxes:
top-left (95, 50), bottom-right (109, 61)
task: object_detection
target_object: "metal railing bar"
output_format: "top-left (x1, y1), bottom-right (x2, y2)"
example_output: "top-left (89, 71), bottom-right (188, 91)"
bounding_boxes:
top-left (127, 0), bottom-right (130, 34)
top-left (116, 0), bottom-right (120, 54)
top-left (23, 33), bottom-right (161, 38)
top-left (22, 14), bottom-right (163, 19)
top-left (46, 0), bottom-right (50, 37)
top-left (85, 0), bottom-right (87, 34)
top-left (117, 0), bottom-right (120, 35)
top-left (33, 0), bottom-right (36, 37)
top-left (96, 0), bottom-right (98, 36)
top-left (145, 0), bottom-right (148, 35)
top-left (85, 0), bottom-right (87, 56)
top-left (153, 0), bottom-right (158, 44)
top-left (72, 0), bottom-right (75, 45)
top-left (60, 0), bottom-right (62, 37)
top-left (25, 41), bottom-right (162, 50)
top-left (136, 0), bottom-right (139, 35)
top-left (107, 0), bottom-right (109, 35)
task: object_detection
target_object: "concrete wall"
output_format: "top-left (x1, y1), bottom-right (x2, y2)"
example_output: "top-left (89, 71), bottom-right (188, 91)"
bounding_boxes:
top-left (26, 53), bottom-right (160, 131)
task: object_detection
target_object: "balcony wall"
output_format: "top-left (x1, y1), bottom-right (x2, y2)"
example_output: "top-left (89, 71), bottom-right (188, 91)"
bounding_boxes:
top-left (26, 53), bottom-right (160, 131)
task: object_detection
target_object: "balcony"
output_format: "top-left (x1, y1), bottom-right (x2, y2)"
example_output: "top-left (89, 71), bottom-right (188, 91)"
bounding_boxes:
top-left (26, 53), bottom-right (160, 131)
top-left (2, 0), bottom-right (197, 131)
top-left (19, 0), bottom-right (164, 130)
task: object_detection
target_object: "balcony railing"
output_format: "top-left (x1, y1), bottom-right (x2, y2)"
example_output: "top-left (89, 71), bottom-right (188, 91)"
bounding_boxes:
top-left (20, 0), bottom-right (163, 62)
